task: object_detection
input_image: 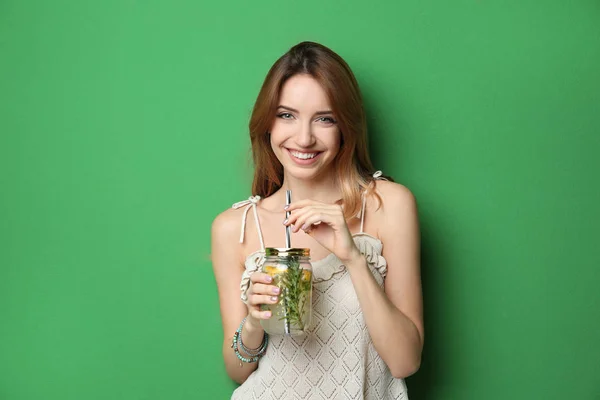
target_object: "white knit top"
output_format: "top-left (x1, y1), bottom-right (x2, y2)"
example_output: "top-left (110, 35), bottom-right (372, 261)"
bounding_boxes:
top-left (230, 173), bottom-right (409, 400)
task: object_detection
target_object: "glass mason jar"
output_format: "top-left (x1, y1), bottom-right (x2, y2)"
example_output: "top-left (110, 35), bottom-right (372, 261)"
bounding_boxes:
top-left (260, 248), bottom-right (312, 336)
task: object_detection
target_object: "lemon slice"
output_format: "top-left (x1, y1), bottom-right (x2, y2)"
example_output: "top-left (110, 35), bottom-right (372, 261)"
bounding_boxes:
top-left (263, 265), bottom-right (286, 276)
top-left (302, 270), bottom-right (312, 281)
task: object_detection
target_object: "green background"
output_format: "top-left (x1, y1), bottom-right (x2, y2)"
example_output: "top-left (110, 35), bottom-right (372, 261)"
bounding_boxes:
top-left (1, 1), bottom-right (599, 399)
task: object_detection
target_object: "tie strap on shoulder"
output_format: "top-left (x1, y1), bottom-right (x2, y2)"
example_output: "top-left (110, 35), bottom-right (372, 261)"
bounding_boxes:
top-left (232, 195), bottom-right (265, 252)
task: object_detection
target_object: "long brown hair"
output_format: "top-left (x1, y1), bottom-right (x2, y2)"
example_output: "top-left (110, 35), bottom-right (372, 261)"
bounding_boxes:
top-left (249, 41), bottom-right (387, 218)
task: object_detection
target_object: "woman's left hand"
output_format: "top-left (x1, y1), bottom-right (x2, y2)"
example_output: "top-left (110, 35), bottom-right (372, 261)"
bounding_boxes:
top-left (284, 200), bottom-right (361, 263)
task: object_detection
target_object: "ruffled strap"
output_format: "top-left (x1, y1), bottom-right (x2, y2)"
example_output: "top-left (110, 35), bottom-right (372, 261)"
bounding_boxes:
top-left (354, 234), bottom-right (387, 279)
top-left (239, 251), bottom-right (265, 304)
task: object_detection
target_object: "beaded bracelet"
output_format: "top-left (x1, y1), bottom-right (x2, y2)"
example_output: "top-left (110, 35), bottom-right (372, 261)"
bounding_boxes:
top-left (235, 317), bottom-right (269, 357)
top-left (240, 334), bottom-right (268, 357)
top-left (231, 317), bottom-right (269, 366)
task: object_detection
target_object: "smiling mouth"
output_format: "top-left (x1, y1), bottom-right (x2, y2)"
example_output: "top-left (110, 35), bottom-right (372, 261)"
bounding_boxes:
top-left (287, 149), bottom-right (322, 160)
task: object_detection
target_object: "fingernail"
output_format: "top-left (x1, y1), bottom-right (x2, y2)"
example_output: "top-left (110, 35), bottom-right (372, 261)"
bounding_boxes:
top-left (301, 224), bottom-right (308, 231)
top-left (272, 287), bottom-right (280, 294)
top-left (284, 205), bottom-right (289, 210)
top-left (270, 296), bottom-right (278, 302)
top-left (283, 219), bottom-right (288, 225)
top-left (265, 311), bottom-right (272, 318)
top-left (265, 276), bottom-right (273, 282)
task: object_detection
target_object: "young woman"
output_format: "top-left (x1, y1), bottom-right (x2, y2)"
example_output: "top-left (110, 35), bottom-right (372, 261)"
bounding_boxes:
top-left (212, 41), bottom-right (423, 399)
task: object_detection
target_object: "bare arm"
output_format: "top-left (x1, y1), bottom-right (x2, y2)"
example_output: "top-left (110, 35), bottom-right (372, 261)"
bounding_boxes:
top-left (345, 183), bottom-right (424, 378)
top-left (282, 182), bottom-right (424, 378)
top-left (211, 210), bottom-right (262, 383)
top-left (212, 209), bottom-right (282, 383)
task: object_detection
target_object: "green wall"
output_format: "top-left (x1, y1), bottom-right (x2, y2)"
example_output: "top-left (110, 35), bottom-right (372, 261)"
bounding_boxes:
top-left (1, 1), bottom-right (599, 399)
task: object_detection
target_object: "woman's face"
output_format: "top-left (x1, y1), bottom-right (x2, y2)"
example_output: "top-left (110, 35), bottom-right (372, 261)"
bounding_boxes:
top-left (270, 74), bottom-right (341, 182)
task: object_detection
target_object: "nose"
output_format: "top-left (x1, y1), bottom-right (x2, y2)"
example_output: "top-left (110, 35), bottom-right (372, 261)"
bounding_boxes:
top-left (295, 120), bottom-right (316, 148)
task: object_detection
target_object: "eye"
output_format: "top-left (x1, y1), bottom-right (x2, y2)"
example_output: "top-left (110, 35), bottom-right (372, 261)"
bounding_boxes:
top-left (317, 116), bottom-right (337, 124)
top-left (277, 113), bottom-right (294, 119)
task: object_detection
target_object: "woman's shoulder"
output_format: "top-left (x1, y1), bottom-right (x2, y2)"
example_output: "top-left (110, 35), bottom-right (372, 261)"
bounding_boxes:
top-left (373, 179), bottom-right (416, 205)
top-left (211, 204), bottom-right (245, 242)
top-left (212, 203), bottom-right (256, 268)
top-left (370, 179), bottom-right (418, 220)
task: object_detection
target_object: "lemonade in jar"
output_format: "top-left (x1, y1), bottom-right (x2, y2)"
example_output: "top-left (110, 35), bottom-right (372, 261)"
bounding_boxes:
top-left (260, 248), bottom-right (312, 336)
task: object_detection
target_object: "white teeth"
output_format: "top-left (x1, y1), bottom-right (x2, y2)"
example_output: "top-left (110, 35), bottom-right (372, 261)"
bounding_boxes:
top-left (290, 150), bottom-right (317, 159)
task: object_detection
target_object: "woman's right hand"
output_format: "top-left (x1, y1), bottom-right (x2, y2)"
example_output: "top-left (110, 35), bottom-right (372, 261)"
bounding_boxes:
top-left (246, 271), bottom-right (280, 329)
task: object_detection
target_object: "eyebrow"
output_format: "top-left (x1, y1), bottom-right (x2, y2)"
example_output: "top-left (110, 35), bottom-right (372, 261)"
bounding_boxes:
top-left (277, 105), bottom-right (333, 116)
